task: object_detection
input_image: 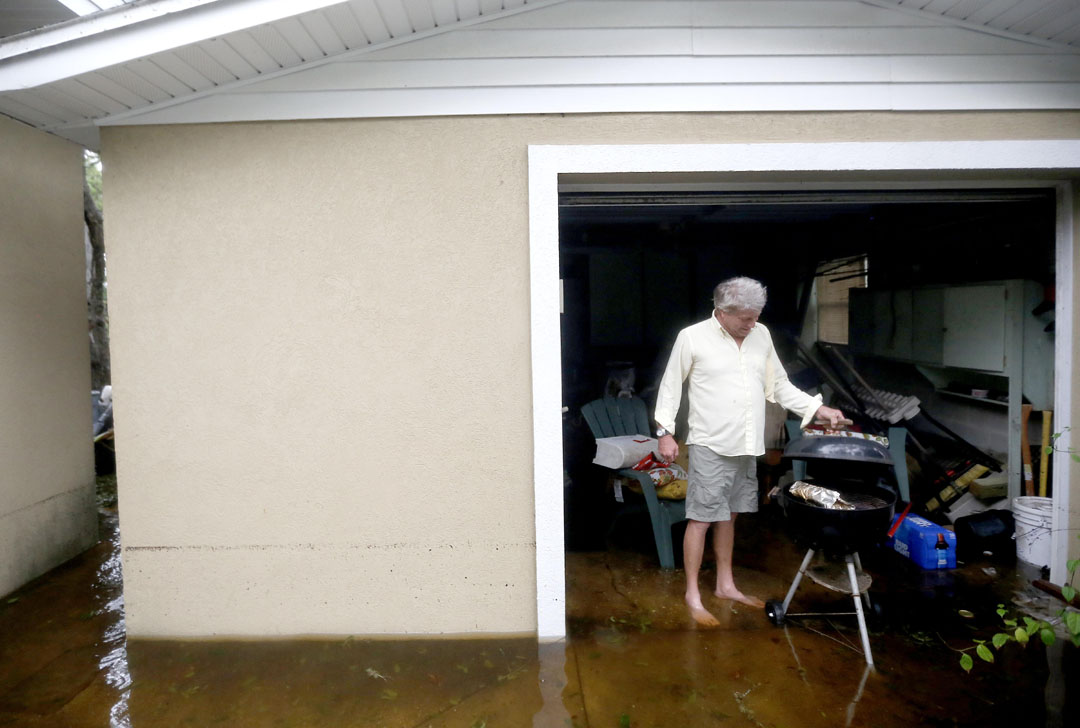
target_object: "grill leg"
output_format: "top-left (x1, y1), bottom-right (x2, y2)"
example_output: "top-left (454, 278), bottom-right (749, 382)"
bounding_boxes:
top-left (846, 554), bottom-right (874, 668)
top-left (852, 551), bottom-right (872, 612)
top-left (782, 549), bottom-right (815, 613)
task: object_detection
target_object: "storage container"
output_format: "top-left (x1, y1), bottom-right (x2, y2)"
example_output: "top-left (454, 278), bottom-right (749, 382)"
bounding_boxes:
top-left (886, 514), bottom-right (956, 569)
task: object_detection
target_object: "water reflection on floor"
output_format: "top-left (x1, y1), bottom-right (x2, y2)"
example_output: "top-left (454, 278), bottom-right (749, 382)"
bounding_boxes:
top-left (0, 501), bottom-right (1074, 726)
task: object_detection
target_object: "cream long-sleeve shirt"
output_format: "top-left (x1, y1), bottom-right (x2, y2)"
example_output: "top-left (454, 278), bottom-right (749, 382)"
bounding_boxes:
top-left (654, 315), bottom-right (822, 457)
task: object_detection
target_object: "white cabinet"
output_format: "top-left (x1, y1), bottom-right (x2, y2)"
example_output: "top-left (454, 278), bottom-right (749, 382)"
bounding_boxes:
top-left (942, 285), bottom-right (1007, 371)
top-left (850, 280), bottom-right (1054, 500)
top-left (911, 288), bottom-right (944, 364)
top-left (851, 281), bottom-right (1038, 378)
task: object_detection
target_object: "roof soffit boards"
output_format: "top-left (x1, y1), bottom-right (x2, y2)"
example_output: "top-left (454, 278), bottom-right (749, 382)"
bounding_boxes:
top-left (0, 0), bottom-right (550, 146)
top-left (1, 0), bottom-right (1080, 149)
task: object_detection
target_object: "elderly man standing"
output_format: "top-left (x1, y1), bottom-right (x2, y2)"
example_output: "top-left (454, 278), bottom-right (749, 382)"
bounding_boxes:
top-left (654, 276), bottom-right (844, 626)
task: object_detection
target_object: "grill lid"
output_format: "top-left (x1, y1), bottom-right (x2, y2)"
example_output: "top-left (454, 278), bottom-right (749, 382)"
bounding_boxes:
top-left (783, 434), bottom-right (893, 465)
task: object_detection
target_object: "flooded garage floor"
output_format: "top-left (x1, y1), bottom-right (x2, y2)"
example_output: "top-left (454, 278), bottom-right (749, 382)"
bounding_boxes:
top-left (0, 492), bottom-right (1075, 727)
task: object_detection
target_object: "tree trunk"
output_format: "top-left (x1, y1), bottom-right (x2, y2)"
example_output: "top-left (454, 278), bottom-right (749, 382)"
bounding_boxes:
top-left (85, 178), bottom-right (110, 391)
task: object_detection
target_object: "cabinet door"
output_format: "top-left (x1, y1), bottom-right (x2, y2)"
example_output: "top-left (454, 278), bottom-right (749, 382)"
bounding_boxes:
top-left (870, 289), bottom-right (913, 360)
top-left (911, 288), bottom-right (944, 364)
top-left (589, 252), bottom-right (642, 346)
top-left (849, 288), bottom-right (912, 359)
top-left (643, 251), bottom-right (689, 347)
top-left (848, 288), bottom-right (875, 355)
top-left (943, 285), bottom-right (1006, 371)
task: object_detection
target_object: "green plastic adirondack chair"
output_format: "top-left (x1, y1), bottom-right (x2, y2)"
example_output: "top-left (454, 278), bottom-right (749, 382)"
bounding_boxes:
top-left (581, 396), bottom-right (687, 569)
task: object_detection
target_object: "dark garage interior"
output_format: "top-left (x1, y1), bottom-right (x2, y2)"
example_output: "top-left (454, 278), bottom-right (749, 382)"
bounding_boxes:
top-left (559, 187), bottom-right (1059, 555)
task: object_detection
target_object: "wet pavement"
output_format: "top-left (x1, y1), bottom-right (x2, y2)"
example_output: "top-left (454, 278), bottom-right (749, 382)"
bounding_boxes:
top-left (0, 483), bottom-right (1075, 727)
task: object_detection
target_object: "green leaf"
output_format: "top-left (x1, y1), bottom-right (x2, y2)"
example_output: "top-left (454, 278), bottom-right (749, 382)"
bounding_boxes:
top-left (992, 633), bottom-right (1010, 649)
top-left (1040, 628), bottom-right (1056, 646)
top-left (1065, 611), bottom-right (1080, 636)
top-left (1071, 453), bottom-right (1080, 463)
top-left (977, 644), bottom-right (994, 663)
top-left (996, 607), bottom-right (1007, 618)
top-left (1003, 619), bottom-right (1017, 628)
top-left (1043, 445), bottom-right (1054, 455)
top-left (960, 653), bottom-right (973, 672)
top-left (618, 714), bottom-right (631, 728)
top-left (1066, 559), bottom-right (1079, 574)
top-left (1062, 585), bottom-right (1077, 602)
top-left (1015, 627), bottom-right (1029, 645)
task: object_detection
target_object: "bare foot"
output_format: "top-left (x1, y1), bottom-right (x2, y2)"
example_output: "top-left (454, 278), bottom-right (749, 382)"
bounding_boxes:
top-left (714, 587), bottom-right (765, 608)
top-left (685, 594), bottom-right (721, 627)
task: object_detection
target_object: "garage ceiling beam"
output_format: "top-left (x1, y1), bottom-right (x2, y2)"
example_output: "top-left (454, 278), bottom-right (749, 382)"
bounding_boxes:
top-left (559, 190), bottom-right (1055, 207)
top-left (0, 0), bottom-right (348, 91)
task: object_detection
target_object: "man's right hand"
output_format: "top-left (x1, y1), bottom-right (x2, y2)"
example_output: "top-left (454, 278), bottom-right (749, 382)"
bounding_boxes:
top-left (657, 434), bottom-right (678, 463)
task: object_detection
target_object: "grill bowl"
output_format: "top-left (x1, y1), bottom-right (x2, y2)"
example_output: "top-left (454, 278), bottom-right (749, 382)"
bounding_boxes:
top-left (779, 478), bottom-right (896, 555)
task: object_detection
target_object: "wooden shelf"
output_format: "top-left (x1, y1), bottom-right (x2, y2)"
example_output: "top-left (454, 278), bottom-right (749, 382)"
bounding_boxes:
top-left (937, 390), bottom-right (1008, 407)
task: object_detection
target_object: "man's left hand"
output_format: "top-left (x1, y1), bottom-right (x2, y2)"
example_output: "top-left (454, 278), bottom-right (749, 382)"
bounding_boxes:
top-left (814, 405), bottom-right (846, 428)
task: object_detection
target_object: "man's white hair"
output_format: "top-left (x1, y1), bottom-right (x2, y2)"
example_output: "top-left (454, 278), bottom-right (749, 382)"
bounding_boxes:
top-left (713, 276), bottom-right (767, 312)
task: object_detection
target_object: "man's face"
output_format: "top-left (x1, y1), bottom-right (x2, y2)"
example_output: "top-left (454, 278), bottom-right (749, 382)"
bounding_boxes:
top-left (717, 307), bottom-right (760, 339)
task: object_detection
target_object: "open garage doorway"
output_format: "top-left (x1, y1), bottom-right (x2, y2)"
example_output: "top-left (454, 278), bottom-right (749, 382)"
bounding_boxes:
top-left (558, 187), bottom-right (1057, 569)
top-left (528, 141), bottom-right (1079, 639)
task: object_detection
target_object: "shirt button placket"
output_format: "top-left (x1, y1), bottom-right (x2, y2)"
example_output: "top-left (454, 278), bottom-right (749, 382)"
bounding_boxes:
top-left (739, 350), bottom-right (752, 452)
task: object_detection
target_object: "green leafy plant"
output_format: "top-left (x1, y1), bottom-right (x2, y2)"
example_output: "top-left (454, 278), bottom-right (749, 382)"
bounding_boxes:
top-left (1045, 426), bottom-right (1080, 463)
top-left (959, 534), bottom-right (1080, 673)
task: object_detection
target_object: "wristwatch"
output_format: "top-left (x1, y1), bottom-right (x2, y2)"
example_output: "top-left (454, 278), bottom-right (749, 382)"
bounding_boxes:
top-left (655, 427), bottom-right (671, 438)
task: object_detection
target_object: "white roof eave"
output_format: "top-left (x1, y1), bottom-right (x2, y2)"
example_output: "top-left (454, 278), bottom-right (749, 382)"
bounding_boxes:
top-left (0, 0), bottom-right (349, 91)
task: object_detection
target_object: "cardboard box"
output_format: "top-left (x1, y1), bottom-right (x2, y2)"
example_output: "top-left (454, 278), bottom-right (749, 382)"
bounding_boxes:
top-left (886, 514), bottom-right (956, 569)
top-left (970, 471), bottom-right (1008, 500)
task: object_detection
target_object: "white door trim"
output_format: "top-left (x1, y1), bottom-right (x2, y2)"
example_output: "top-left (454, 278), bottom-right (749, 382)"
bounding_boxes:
top-left (1053, 182), bottom-right (1075, 584)
top-left (529, 140), bottom-right (1080, 639)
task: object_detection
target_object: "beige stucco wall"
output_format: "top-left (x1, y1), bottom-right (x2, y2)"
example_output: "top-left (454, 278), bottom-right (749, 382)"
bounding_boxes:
top-left (0, 115), bottom-right (96, 597)
top-left (102, 111), bottom-right (1080, 637)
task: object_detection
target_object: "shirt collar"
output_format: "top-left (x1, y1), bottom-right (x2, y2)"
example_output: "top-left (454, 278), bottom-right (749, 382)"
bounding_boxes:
top-left (711, 311), bottom-right (737, 341)
top-left (711, 311), bottom-right (760, 344)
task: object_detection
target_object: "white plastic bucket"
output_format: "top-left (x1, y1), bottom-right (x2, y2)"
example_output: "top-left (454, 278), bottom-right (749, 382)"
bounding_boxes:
top-left (1013, 496), bottom-right (1053, 568)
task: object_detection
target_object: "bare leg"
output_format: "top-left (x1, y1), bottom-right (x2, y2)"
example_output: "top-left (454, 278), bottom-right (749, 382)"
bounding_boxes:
top-left (683, 520), bottom-right (720, 626)
top-left (712, 515), bottom-right (764, 608)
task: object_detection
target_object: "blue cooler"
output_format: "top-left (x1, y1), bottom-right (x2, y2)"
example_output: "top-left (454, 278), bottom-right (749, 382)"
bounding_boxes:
top-left (887, 514), bottom-right (956, 569)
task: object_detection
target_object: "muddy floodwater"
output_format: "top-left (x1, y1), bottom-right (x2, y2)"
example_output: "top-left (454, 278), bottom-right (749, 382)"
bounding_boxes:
top-left (0, 487), bottom-right (1075, 727)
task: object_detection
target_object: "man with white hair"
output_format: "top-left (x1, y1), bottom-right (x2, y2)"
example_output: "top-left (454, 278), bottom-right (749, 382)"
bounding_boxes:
top-left (654, 276), bottom-right (844, 626)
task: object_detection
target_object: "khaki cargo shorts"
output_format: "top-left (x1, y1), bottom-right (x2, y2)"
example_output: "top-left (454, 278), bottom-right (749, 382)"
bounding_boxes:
top-left (685, 446), bottom-right (758, 522)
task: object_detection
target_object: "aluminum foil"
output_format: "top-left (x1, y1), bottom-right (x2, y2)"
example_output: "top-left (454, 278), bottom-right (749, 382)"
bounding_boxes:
top-left (789, 481), bottom-right (855, 510)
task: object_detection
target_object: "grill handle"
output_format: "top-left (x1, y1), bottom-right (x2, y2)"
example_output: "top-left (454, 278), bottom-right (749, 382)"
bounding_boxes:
top-left (813, 418), bottom-right (854, 427)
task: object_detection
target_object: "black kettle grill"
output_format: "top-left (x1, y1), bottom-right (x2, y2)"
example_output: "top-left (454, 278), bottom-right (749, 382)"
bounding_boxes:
top-left (765, 432), bottom-right (899, 668)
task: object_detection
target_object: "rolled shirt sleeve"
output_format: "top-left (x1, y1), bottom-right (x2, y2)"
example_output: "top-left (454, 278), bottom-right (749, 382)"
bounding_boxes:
top-left (766, 343), bottom-right (823, 429)
top-left (654, 329), bottom-right (691, 434)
